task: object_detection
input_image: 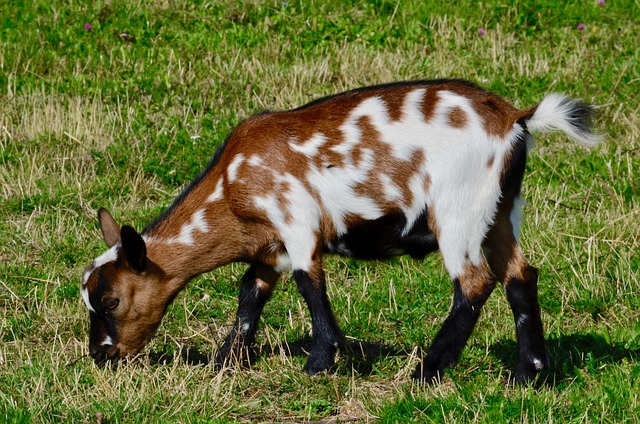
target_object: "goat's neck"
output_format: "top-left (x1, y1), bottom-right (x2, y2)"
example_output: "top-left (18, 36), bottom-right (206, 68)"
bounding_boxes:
top-left (142, 170), bottom-right (246, 288)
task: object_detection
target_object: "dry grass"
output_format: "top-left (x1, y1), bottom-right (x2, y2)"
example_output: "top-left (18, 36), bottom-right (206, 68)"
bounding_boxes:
top-left (1, 0), bottom-right (639, 422)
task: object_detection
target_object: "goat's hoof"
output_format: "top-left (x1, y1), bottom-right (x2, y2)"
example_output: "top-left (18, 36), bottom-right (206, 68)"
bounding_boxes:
top-left (512, 360), bottom-right (547, 385)
top-left (213, 347), bottom-right (251, 371)
top-left (304, 354), bottom-right (335, 375)
top-left (412, 364), bottom-right (444, 384)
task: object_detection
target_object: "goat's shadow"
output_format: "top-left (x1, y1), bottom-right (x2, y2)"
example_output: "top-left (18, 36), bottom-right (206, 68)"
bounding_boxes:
top-left (148, 346), bottom-right (211, 366)
top-left (261, 336), bottom-right (409, 376)
top-left (147, 337), bottom-right (407, 376)
top-left (145, 332), bottom-right (638, 384)
top-left (490, 332), bottom-right (640, 388)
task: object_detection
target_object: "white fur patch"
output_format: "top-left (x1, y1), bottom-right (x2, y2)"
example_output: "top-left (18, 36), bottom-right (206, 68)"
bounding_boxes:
top-left (101, 335), bottom-right (114, 346)
top-left (81, 287), bottom-right (96, 314)
top-left (533, 358), bottom-right (545, 371)
top-left (168, 209), bottom-right (209, 246)
top-left (82, 271), bottom-right (92, 287)
top-left (289, 133), bottom-right (327, 157)
top-left (207, 179), bottom-right (224, 203)
top-left (248, 155), bottom-right (263, 167)
top-left (510, 196), bottom-right (527, 244)
top-left (94, 245), bottom-right (119, 270)
top-left (274, 252), bottom-right (292, 273)
top-left (82, 245), bottom-right (119, 288)
top-left (254, 173), bottom-right (320, 272)
top-left (307, 147), bottom-right (382, 235)
top-left (379, 173), bottom-right (402, 202)
top-left (227, 154), bottom-right (245, 183)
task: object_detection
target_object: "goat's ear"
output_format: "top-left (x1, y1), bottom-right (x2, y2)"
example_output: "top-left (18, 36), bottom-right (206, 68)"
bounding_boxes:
top-left (98, 208), bottom-right (121, 248)
top-left (121, 225), bottom-right (147, 273)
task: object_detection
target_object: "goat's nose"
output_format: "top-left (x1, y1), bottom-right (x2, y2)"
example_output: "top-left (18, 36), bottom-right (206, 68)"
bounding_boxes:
top-left (90, 347), bottom-right (102, 360)
top-left (90, 346), bottom-right (108, 362)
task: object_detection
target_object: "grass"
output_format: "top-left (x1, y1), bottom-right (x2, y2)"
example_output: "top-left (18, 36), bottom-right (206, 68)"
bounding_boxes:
top-left (1, 0), bottom-right (639, 422)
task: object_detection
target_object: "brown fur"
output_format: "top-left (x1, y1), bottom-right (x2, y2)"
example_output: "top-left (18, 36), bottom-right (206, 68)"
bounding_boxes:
top-left (447, 106), bottom-right (468, 128)
top-left (459, 262), bottom-right (495, 300)
top-left (483, 193), bottom-right (531, 285)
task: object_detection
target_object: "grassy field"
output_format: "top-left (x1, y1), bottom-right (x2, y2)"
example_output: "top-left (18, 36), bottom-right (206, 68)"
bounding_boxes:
top-left (1, 0), bottom-right (639, 422)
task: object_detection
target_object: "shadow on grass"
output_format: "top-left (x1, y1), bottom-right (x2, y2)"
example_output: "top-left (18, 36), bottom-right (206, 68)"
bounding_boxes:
top-left (133, 332), bottom-right (640, 385)
top-left (262, 336), bottom-right (409, 376)
top-left (148, 346), bottom-right (211, 366)
top-left (146, 337), bottom-right (407, 376)
top-left (490, 332), bottom-right (640, 387)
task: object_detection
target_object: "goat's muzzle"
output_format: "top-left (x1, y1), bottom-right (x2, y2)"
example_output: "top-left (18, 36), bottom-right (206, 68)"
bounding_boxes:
top-left (90, 345), bottom-right (121, 364)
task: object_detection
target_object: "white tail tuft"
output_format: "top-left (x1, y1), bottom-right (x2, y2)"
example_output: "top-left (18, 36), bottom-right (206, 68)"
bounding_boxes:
top-left (525, 93), bottom-right (603, 147)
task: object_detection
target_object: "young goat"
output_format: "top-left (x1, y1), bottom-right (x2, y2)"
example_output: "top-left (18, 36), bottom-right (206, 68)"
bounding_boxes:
top-left (82, 79), bottom-right (601, 384)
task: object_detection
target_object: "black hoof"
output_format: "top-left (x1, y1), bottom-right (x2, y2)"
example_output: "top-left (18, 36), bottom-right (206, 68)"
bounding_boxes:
top-left (304, 346), bottom-right (337, 375)
top-left (512, 360), bottom-right (546, 385)
top-left (412, 364), bottom-right (445, 384)
top-left (213, 345), bottom-right (252, 370)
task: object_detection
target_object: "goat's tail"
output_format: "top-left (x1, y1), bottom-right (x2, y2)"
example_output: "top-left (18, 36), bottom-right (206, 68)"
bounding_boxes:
top-left (521, 93), bottom-right (603, 147)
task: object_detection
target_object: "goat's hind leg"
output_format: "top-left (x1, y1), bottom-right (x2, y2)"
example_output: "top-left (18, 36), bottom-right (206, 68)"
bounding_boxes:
top-left (413, 260), bottom-right (496, 383)
top-left (484, 199), bottom-right (548, 384)
top-left (214, 264), bottom-right (279, 368)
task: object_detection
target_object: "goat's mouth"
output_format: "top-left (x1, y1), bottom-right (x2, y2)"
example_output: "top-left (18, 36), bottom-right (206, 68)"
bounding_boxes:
top-left (90, 345), bottom-right (121, 364)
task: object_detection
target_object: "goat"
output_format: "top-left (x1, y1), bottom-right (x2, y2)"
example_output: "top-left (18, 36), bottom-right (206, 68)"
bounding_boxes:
top-left (81, 79), bottom-right (601, 383)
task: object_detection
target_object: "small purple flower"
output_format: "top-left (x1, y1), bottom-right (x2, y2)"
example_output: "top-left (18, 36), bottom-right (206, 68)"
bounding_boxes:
top-left (477, 28), bottom-right (486, 36)
top-left (597, 0), bottom-right (605, 6)
top-left (84, 23), bottom-right (92, 31)
top-left (577, 23), bottom-right (586, 30)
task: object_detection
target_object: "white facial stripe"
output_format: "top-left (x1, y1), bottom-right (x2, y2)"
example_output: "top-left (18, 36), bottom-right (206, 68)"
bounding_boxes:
top-left (227, 153), bottom-right (245, 183)
top-left (101, 335), bottom-right (113, 346)
top-left (168, 208), bottom-right (209, 246)
top-left (82, 270), bottom-right (92, 287)
top-left (82, 245), bottom-right (120, 311)
top-left (207, 179), bottom-right (224, 203)
top-left (95, 245), bottom-right (119, 268)
top-left (81, 287), bottom-right (96, 314)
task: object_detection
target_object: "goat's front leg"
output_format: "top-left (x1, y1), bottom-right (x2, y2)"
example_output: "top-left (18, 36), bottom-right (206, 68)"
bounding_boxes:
top-left (292, 267), bottom-right (345, 375)
top-left (214, 264), bottom-right (279, 368)
top-left (413, 263), bottom-right (496, 383)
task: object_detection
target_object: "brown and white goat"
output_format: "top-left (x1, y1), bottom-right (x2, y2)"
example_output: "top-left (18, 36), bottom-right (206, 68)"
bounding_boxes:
top-left (82, 79), bottom-right (601, 383)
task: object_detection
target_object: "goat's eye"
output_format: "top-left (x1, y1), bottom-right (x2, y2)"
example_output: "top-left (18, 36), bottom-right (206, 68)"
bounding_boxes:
top-left (103, 298), bottom-right (119, 311)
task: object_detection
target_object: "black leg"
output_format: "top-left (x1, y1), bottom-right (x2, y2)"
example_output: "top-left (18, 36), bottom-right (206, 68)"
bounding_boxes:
top-left (505, 265), bottom-right (548, 384)
top-left (413, 274), bottom-right (495, 383)
top-left (214, 264), bottom-right (278, 368)
top-left (292, 269), bottom-right (344, 375)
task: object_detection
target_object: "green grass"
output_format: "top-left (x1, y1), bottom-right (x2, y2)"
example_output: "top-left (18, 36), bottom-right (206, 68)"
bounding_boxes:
top-left (1, 0), bottom-right (639, 422)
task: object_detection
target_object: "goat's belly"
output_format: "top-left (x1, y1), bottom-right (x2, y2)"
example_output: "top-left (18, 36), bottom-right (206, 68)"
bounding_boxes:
top-left (325, 210), bottom-right (439, 260)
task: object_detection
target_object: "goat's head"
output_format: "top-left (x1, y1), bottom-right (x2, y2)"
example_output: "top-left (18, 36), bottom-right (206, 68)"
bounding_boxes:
top-left (82, 209), bottom-right (173, 363)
